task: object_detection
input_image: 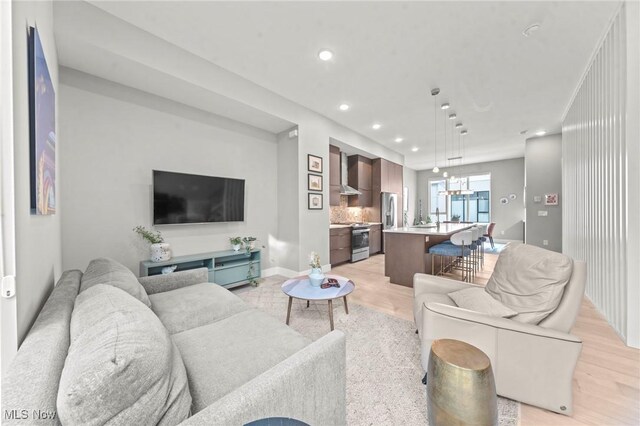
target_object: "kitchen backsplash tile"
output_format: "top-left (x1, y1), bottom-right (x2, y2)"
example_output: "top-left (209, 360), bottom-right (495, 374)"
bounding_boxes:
top-left (330, 196), bottom-right (373, 223)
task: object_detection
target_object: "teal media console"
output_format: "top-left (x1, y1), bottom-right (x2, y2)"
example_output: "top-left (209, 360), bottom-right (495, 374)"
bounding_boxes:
top-left (139, 249), bottom-right (261, 289)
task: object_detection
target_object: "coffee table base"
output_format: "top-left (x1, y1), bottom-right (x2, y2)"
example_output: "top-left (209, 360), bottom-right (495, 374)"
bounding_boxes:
top-left (285, 296), bottom-right (350, 331)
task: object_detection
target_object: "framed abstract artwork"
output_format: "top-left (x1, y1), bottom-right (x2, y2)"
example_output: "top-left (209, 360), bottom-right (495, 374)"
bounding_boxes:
top-left (307, 154), bottom-right (323, 173)
top-left (308, 174), bottom-right (323, 192)
top-left (28, 26), bottom-right (56, 215)
top-left (545, 193), bottom-right (559, 206)
top-left (308, 193), bottom-right (323, 210)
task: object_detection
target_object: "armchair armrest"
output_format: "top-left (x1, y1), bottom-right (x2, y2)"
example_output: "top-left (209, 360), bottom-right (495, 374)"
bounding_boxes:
top-left (181, 330), bottom-right (346, 426)
top-left (413, 273), bottom-right (482, 297)
top-left (425, 302), bottom-right (581, 343)
top-left (138, 268), bottom-right (209, 295)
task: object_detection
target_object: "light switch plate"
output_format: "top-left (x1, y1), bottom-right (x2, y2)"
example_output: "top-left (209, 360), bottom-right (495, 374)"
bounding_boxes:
top-left (538, 210), bottom-right (548, 216)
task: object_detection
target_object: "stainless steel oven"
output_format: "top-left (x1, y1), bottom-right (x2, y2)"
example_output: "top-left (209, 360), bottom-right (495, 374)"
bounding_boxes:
top-left (351, 224), bottom-right (370, 262)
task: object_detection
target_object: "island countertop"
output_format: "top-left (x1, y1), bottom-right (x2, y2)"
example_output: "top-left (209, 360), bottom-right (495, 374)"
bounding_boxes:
top-left (383, 223), bottom-right (473, 236)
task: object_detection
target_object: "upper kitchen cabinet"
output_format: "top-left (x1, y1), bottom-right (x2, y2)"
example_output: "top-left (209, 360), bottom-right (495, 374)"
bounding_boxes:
top-left (348, 155), bottom-right (372, 207)
top-left (329, 145), bottom-right (341, 206)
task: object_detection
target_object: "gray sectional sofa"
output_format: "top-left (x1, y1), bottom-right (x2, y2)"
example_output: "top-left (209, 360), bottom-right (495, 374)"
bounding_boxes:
top-left (2, 258), bottom-right (346, 425)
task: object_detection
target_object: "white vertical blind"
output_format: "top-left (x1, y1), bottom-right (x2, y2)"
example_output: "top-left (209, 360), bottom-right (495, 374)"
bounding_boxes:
top-left (562, 5), bottom-right (629, 342)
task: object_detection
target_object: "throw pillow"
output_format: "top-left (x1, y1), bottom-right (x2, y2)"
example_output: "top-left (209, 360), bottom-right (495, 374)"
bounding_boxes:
top-left (58, 285), bottom-right (191, 425)
top-left (81, 257), bottom-right (151, 307)
top-left (485, 244), bottom-right (573, 324)
top-left (448, 287), bottom-right (518, 318)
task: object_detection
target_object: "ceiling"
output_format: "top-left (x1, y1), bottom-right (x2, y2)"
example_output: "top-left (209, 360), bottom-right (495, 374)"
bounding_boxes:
top-left (82, 0), bottom-right (619, 169)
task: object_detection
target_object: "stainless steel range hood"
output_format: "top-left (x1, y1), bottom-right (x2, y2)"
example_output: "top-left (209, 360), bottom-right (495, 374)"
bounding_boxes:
top-left (339, 152), bottom-right (361, 196)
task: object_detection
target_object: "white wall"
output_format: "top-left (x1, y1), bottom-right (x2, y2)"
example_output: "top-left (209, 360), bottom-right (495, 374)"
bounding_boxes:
top-left (53, 1), bottom-right (404, 273)
top-left (275, 128), bottom-right (300, 273)
top-left (416, 158), bottom-right (525, 240)
top-left (403, 166), bottom-right (418, 226)
top-left (11, 0), bottom-right (62, 344)
top-left (562, 2), bottom-right (639, 348)
top-left (59, 71), bottom-right (279, 275)
top-left (525, 134), bottom-right (562, 252)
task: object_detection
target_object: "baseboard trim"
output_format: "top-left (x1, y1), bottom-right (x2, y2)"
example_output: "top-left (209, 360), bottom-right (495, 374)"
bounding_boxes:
top-left (262, 267), bottom-right (298, 278)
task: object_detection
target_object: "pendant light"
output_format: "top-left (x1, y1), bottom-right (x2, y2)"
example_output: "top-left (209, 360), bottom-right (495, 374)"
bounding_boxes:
top-left (450, 117), bottom-right (457, 180)
top-left (441, 103), bottom-right (448, 178)
top-left (431, 88), bottom-right (440, 173)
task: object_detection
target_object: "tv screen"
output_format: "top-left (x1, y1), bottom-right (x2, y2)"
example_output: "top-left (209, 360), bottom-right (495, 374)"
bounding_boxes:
top-left (153, 170), bottom-right (245, 224)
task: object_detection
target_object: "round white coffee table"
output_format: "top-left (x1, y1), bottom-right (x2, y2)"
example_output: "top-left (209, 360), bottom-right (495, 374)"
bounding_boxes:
top-left (281, 274), bottom-right (355, 331)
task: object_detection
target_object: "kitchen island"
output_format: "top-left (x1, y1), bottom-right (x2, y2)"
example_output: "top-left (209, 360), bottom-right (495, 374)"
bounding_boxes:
top-left (383, 224), bottom-right (474, 287)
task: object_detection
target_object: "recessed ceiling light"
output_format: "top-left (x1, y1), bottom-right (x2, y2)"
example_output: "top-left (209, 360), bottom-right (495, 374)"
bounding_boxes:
top-left (460, 130), bottom-right (468, 135)
top-left (411, 147), bottom-right (419, 152)
top-left (318, 49), bottom-right (333, 61)
top-left (394, 137), bottom-right (403, 143)
top-left (441, 103), bottom-right (450, 110)
top-left (536, 130), bottom-right (546, 136)
top-left (338, 104), bottom-right (350, 111)
top-left (522, 23), bottom-right (541, 37)
top-left (455, 123), bottom-right (463, 128)
top-left (372, 123), bottom-right (381, 130)
top-left (449, 113), bottom-right (457, 120)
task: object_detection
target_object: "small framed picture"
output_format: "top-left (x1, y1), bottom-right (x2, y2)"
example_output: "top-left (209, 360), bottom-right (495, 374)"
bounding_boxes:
top-left (545, 193), bottom-right (559, 205)
top-left (308, 154), bottom-right (323, 173)
top-left (308, 193), bottom-right (323, 210)
top-left (308, 174), bottom-right (323, 192)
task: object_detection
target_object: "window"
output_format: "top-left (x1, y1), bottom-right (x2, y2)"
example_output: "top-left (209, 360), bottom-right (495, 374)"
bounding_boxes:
top-left (427, 174), bottom-right (491, 223)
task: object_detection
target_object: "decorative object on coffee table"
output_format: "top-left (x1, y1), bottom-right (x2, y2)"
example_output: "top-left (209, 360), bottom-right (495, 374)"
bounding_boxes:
top-left (308, 251), bottom-right (324, 286)
top-left (282, 275), bottom-right (355, 331)
top-left (427, 339), bottom-right (497, 426)
top-left (133, 225), bottom-right (170, 262)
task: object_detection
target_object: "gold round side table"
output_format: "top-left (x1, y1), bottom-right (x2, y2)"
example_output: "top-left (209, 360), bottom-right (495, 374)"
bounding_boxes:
top-left (427, 339), bottom-right (498, 426)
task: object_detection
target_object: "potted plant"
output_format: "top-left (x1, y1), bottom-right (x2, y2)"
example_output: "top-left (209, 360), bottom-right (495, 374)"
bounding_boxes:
top-left (308, 251), bottom-right (324, 287)
top-left (243, 236), bottom-right (257, 255)
top-left (229, 236), bottom-right (242, 252)
top-left (451, 214), bottom-right (461, 223)
top-left (133, 225), bottom-right (171, 262)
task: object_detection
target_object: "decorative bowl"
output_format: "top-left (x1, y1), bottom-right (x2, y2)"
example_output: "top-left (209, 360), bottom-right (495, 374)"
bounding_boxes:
top-left (308, 273), bottom-right (325, 287)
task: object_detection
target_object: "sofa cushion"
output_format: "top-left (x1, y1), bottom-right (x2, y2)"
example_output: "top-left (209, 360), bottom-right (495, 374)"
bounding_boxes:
top-left (81, 257), bottom-right (151, 307)
top-left (485, 244), bottom-right (573, 324)
top-left (149, 282), bottom-right (250, 334)
top-left (172, 309), bottom-right (311, 413)
top-left (58, 285), bottom-right (191, 425)
top-left (448, 287), bottom-right (518, 318)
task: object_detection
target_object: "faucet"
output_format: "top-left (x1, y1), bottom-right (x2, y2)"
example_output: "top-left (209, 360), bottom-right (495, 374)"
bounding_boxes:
top-left (436, 207), bottom-right (441, 228)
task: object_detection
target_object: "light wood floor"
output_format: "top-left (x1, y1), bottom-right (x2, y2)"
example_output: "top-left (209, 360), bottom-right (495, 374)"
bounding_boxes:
top-left (332, 253), bottom-right (640, 425)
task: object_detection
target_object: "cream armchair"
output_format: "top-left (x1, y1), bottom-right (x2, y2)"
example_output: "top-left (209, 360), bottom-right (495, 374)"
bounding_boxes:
top-left (413, 258), bottom-right (586, 416)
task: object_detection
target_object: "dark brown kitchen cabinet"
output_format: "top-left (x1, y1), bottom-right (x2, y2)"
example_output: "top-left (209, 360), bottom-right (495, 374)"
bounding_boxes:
top-left (330, 227), bottom-right (351, 265)
top-left (371, 158), bottom-right (403, 226)
top-left (329, 145), bottom-right (341, 206)
top-left (348, 155), bottom-right (372, 207)
top-left (369, 224), bottom-right (382, 254)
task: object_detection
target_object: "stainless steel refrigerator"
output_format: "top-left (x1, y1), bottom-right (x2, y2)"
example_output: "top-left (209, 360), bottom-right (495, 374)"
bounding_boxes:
top-left (381, 192), bottom-right (397, 253)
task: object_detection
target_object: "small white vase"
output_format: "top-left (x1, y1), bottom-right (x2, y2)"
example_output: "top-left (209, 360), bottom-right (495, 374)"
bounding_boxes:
top-left (150, 243), bottom-right (171, 262)
top-left (232, 244), bottom-right (241, 252)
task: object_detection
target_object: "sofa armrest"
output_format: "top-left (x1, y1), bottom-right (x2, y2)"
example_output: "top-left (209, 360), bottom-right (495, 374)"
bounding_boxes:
top-left (425, 302), bottom-right (581, 343)
top-left (138, 268), bottom-right (209, 295)
top-left (413, 273), bottom-right (482, 297)
top-left (180, 330), bottom-right (346, 426)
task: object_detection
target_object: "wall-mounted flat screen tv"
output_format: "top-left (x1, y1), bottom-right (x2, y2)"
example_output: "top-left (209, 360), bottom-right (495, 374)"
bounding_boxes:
top-left (153, 170), bottom-right (245, 224)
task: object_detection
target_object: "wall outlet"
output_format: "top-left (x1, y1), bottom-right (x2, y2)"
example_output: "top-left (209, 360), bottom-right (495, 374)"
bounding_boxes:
top-left (543, 240), bottom-right (549, 246)
top-left (538, 210), bottom-right (548, 216)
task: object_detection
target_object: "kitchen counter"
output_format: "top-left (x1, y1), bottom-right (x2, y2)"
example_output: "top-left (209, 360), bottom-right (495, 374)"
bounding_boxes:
top-left (330, 222), bottom-right (382, 229)
top-left (383, 223), bottom-right (472, 236)
top-left (383, 223), bottom-right (474, 287)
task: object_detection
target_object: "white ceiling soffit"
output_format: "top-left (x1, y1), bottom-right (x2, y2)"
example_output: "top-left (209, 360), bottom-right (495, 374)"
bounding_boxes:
top-left (53, 3), bottom-right (295, 135)
top-left (70, 1), bottom-right (618, 169)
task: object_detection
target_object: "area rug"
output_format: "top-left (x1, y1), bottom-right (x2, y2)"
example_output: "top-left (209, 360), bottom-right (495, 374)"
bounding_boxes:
top-left (233, 278), bottom-right (520, 426)
top-left (484, 241), bottom-right (510, 254)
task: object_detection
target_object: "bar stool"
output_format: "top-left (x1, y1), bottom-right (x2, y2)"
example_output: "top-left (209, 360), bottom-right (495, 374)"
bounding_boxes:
top-left (450, 230), bottom-right (475, 282)
top-left (475, 224), bottom-right (488, 268)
